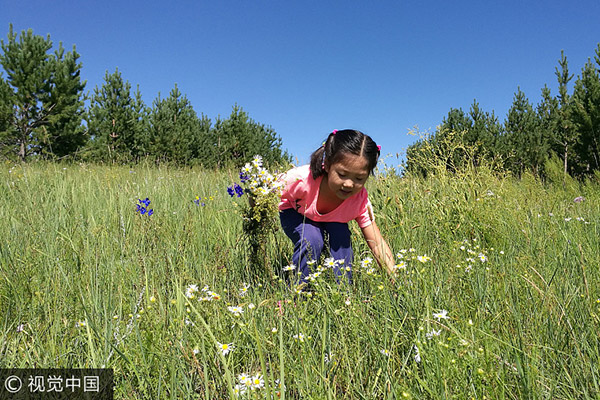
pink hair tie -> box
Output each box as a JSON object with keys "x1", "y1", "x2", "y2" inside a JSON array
[
  {"x1": 377, "y1": 145, "x2": 381, "y2": 151},
  {"x1": 332, "y1": 129, "x2": 338, "y2": 135}
]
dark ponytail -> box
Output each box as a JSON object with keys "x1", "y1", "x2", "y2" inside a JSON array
[{"x1": 309, "y1": 129, "x2": 380, "y2": 179}]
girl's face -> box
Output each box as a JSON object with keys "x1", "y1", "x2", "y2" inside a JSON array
[{"x1": 325, "y1": 153, "x2": 370, "y2": 200}]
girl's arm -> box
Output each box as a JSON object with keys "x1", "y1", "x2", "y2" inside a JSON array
[{"x1": 361, "y1": 220, "x2": 396, "y2": 276}]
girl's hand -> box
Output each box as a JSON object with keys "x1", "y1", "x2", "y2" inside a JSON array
[{"x1": 360, "y1": 220, "x2": 396, "y2": 276}]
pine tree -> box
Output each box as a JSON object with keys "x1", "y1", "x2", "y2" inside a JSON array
[
  {"x1": 211, "y1": 105, "x2": 289, "y2": 168},
  {"x1": 441, "y1": 107, "x2": 471, "y2": 134},
  {"x1": 38, "y1": 42, "x2": 87, "y2": 158},
  {"x1": 537, "y1": 85, "x2": 559, "y2": 153},
  {"x1": 503, "y1": 88, "x2": 545, "y2": 176},
  {"x1": 434, "y1": 108, "x2": 473, "y2": 171},
  {"x1": 570, "y1": 48, "x2": 600, "y2": 174},
  {"x1": 148, "y1": 85, "x2": 208, "y2": 163},
  {"x1": 551, "y1": 50, "x2": 578, "y2": 177},
  {"x1": 192, "y1": 114, "x2": 215, "y2": 164},
  {"x1": 86, "y1": 69, "x2": 148, "y2": 161},
  {"x1": 132, "y1": 85, "x2": 150, "y2": 157},
  {"x1": 0, "y1": 25, "x2": 52, "y2": 161},
  {"x1": 468, "y1": 100, "x2": 501, "y2": 162},
  {"x1": 0, "y1": 75, "x2": 14, "y2": 157},
  {"x1": 0, "y1": 25, "x2": 86, "y2": 161},
  {"x1": 0, "y1": 26, "x2": 52, "y2": 161},
  {"x1": 435, "y1": 102, "x2": 502, "y2": 170}
]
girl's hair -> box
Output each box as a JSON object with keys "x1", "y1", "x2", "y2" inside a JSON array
[{"x1": 309, "y1": 129, "x2": 380, "y2": 179}]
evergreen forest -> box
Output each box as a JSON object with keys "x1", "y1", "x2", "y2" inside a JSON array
[
  {"x1": 0, "y1": 25, "x2": 290, "y2": 167},
  {"x1": 2, "y1": 24, "x2": 600, "y2": 181},
  {"x1": 406, "y1": 46, "x2": 600, "y2": 180}
]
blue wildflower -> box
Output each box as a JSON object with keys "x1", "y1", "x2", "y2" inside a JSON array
[
  {"x1": 136, "y1": 197, "x2": 153, "y2": 216},
  {"x1": 228, "y1": 183, "x2": 244, "y2": 197},
  {"x1": 240, "y1": 172, "x2": 249, "y2": 183},
  {"x1": 139, "y1": 198, "x2": 151, "y2": 207},
  {"x1": 234, "y1": 183, "x2": 244, "y2": 197}
]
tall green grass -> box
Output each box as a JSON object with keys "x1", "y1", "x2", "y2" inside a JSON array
[{"x1": 1, "y1": 159, "x2": 598, "y2": 399}]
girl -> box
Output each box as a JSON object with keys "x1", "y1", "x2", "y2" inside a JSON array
[{"x1": 279, "y1": 129, "x2": 396, "y2": 283}]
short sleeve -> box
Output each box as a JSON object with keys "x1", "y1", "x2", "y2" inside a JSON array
[
  {"x1": 355, "y1": 196, "x2": 374, "y2": 228},
  {"x1": 278, "y1": 166, "x2": 308, "y2": 211}
]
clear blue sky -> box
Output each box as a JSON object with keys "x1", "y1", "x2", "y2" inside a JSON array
[{"x1": 2, "y1": 1, "x2": 600, "y2": 165}]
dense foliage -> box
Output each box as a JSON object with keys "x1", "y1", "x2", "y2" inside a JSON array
[
  {"x1": 406, "y1": 44, "x2": 600, "y2": 180},
  {"x1": 0, "y1": 25, "x2": 290, "y2": 166}
]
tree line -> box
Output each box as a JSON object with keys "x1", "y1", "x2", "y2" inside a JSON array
[
  {"x1": 406, "y1": 44, "x2": 600, "y2": 179},
  {"x1": 0, "y1": 25, "x2": 290, "y2": 167}
]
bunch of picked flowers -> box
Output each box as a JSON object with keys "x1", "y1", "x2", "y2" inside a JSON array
[
  {"x1": 227, "y1": 155, "x2": 284, "y2": 269},
  {"x1": 228, "y1": 155, "x2": 282, "y2": 200}
]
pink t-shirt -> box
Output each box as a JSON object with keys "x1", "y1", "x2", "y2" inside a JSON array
[{"x1": 278, "y1": 165, "x2": 374, "y2": 228}]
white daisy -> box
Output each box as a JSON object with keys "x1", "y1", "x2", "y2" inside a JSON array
[
  {"x1": 238, "y1": 373, "x2": 251, "y2": 389},
  {"x1": 417, "y1": 255, "x2": 431, "y2": 263},
  {"x1": 361, "y1": 257, "x2": 373, "y2": 268},
  {"x1": 228, "y1": 306, "x2": 244, "y2": 317},
  {"x1": 395, "y1": 261, "x2": 406, "y2": 270},
  {"x1": 252, "y1": 155, "x2": 263, "y2": 168},
  {"x1": 282, "y1": 264, "x2": 296, "y2": 272},
  {"x1": 233, "y1": 384, "x2": 246, "y2": 396},
  {"x1": 293, "y1": 333, "x2": 305, "y2": 342},
  {"x1": 185, "y1": 284, "x2": 199, "y2": 299},
  {"x1": 250, "y1": 374, "x2": 264, "y2": 390},
  {"x1": 426, "y1": 329, "x2": 441, "y2": 339},
  {"x1": 216, "y1": 341, "x2": 234, "y2": 356},
  {"x1": 432, "y1": 309, "x2": 449, "y2": 320},
  {"x1": 239, "y1": 283, "x2": 250, "y2": 297},
  {"x1": 414, "y1": 345, "x2": 421, "y2": 363},
  {"x1": 307, "y1": 271, "x2": 321, "y2": 281},
  {"x1": 324, "y1": 257, "x2": 337, "y2": 268}
]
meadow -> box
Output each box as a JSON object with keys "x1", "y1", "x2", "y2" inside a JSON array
[{"x1": 0, "y1": 158, "x2": 599, "y2": 399}]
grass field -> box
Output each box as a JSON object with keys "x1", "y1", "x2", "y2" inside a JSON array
[{"x1": 1, "y1": 159, "x2": 599, "y2": 399}]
